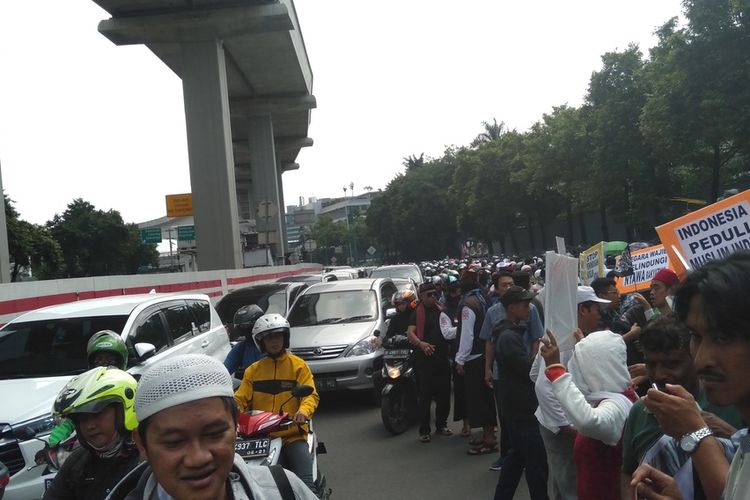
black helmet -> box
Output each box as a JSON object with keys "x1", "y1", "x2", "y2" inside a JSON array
[{"x1": 233, "y1": 304, "x2": 264, "y2": 334}]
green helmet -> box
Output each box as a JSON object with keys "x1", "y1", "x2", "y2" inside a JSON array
[
  {"x1": 87, "y1": 330, "x2": 128, "y2": 370},
  {"x1": 53, "y1": 367, "x2": 138, "y2": 432}
]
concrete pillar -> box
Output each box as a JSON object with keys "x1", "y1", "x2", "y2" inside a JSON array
[
  {"x1": 277, "y1": 163, "x2": 288, "y2": 260},
  {"x1": 180, "y1": 40, "x2": 242, "y2": 270},
  {"x1": 248, "y1": 114, "x2": 284, "y2": 260}
]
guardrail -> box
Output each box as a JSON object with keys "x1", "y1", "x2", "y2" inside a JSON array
[{"x1": 0, "y1": 263, "x2": 322, "y2": 325}]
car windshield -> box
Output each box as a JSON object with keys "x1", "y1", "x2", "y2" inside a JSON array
[
  {"x1": 288, "y1": 290, "x2": 378, "y2": 327},
  {"x1": 370, "y1": 266, "x2": 421, "y2": 282},
  {"x1": 0, "y1": 316, "x2": 128, "y2": 379}
]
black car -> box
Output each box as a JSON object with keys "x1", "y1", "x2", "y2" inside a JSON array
[{"x1": 215, "y1": 282, "x2": 308, "y2": 339}]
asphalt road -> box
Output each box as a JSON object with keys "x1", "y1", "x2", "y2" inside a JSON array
[{"x1": 313, "y1": 390, "x2": 531, "y2": 500}]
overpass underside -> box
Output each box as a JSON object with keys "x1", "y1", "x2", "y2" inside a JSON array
[{"x1": 93, "y1": 0, "x2": 315, "y2": 270}]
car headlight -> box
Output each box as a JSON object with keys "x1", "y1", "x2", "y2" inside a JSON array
[
  {"x1": 16, "y1": 414, "x2": 56, "y2": 438},
  {"x1": 346, "y1": 337, "x2": 378, "y2": 357}
]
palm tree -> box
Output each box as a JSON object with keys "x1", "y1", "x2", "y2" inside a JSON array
[
  {"x1": 471, "y1": 118, "x2": 505, "y2": 147},
  {"x1": 402, "y1": 153, "x2": 425, "y2": 171}
]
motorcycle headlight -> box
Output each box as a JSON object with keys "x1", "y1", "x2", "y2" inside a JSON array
[
  {"x1": 387, "y1": 365, "x2": 402, "y2": 379},
  {"x1": 346, "y1": 337, "x2": 377, "y2": 357}
]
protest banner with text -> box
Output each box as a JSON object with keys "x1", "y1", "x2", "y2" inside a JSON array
[
  {"x1": 578, "y1": 241, "x2": 604, "y2": 285},
  {"x1": 656, "y1": 189, "x2": 750, "y2": 277},
  {"x1": 615, "y1": 244, "x2": 671, "y2": 294}
]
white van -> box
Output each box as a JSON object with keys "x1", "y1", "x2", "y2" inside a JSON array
[{"x1": 0, "y1": 293, "x2": 231, "y2": 500}]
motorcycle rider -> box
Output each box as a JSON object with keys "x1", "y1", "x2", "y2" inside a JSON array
[
  {"x1": 374, "y1": 289, "x2": 418, "y2": 397},
  {"x1": 385, "y1": 290, "x2": 417, "y2": 341},
  {"x1": 43, "y1": 367, "x2": 141, "y2": 499},
  {"x1": 234, "y1": 314, "x2": 321, "y2": 494},
  {"x1": 223, "y1": 304, "x2": 265, "y2": 378},
  {"x1": 45, "y1": 331, "x2": 130, "y2": 452}
]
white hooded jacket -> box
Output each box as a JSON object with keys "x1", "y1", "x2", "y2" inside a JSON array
[{"x1": 550, "y1": 330, "x2": 634, "y2": 446}]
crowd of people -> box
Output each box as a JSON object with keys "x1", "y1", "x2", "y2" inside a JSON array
[
  {"x1": 37, "y1": 251, "x2": 750, "y2": 499},
  {"x1": 380, "y1": 253, "x2": 750, "y2": 500}
]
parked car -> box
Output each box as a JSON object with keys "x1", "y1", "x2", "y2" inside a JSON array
[
  {"x1": 369, "y1": 264, "x2": 424, "y2": 285},
  {"x1": 286, "y1": 278, "x2": 398, "y2": 393},
  {"x1": 215, "y1": 282, "x2": 308, "y2": 339},
  {"x1": 0, "y1": 293, "x2": 230, "y2": 500}
]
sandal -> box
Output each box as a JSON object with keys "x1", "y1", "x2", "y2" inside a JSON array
[
  {"x1": 467, "y1": 443, "x2": 499, "y2": 455},
  {"x1": 419, "y1": 434, "x2": 431, "y2": 443},
  {"x1": 468, "y1": 437, "x2": 484, "y2": 446},
  {"x1": 436, "y1": 427, "x2": 453, "y2": 436},
  {"x1": 460, "y1": 428, "x2": 472, "y2": 438}
]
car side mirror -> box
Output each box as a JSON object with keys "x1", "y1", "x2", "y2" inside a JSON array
[
  {"x1": 386, "y1": 308, "x2": 397, "y2": 319},
  {"x1": 134, "y1": 342, "x2": 156, "y2": 361}
]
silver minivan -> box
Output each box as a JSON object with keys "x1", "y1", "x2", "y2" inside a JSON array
[
  {"x1": 0, "y1": 293, "x2": 230, "y2": 500},
  {"x1": 286, "y1": 278, "x2": 397, "y2": 393}
]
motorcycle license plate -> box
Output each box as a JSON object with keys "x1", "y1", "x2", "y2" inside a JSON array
[
  {"x1": 235, "y1": 438, "x2": 271, "y2": 458},
  {"x1": 384, "y1": 349, "x2": 411, "y2": 359}
]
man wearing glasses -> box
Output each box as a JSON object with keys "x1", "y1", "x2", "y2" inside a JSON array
[
  {"x1": 407, "y1": 282, "x2": 454, "y2": 443},
  {"x1": 591, "y1": 277, "x2": 626, "y2": 332}
]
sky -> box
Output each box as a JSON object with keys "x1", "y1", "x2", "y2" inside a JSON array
[{"x1": 0, "y1": 0, "x2": 684, "y2": 226}]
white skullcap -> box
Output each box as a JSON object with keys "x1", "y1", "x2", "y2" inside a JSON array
[{"x1": 135, "y1": 354, "x2": 233, "y2": 421}]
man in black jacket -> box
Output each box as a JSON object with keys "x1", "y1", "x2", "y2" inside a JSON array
[
  {"x1": 407, "y1": 282, "x2": 453, "y2": 442},
  {"x1": 493, "y1": 286, "x2": 549, "y2": 500}
]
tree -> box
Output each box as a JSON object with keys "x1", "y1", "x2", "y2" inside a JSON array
[
  {"x1": 586, "y1": 46, "x2": 657, "y2": 240},
  {"x1": 4, "y1": 194, "x2": 63, "y2": 281},
  {"x1": 47, "y1": 198, "x2": 158, "y2": 277},
  {"x1": 471, "y1": 118, "x2": 506, "y2": 147},
  {"x1": 640, "y1": 1, "x2": 750, "y2": 202},
  {"x1": 402, "y1": 153, "x2": 425, "y2": 171}
]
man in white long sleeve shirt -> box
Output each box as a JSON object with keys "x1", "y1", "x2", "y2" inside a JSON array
[
  {"x1": 455, "y1": 279, "x2": 497, "y2": 453},
  {"x1": 529, "y1": 286, "x2": 609, "y2": 500}
]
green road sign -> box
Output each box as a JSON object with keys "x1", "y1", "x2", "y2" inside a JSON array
[
  {"x1": 177, "y1": 225, "x2": 195, "y2": 241},
  {"x1": 141, "y1": 228, "x2": 162, "y2": 244}
]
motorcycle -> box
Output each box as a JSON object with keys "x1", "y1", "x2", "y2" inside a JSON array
[
  {"x1": 9, "y1": 423, "x2": 79, "y2": 495},
  {"x1": 235, "y1": 384, "x2": 330, "y2": 499},
  {"x1": 380, "y1": 335, "x2": 418, "y2": 434}
]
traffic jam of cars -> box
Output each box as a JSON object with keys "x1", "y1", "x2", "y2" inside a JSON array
[{"x1": 0, "y1": 265, "x2": 420, "y2": 500}]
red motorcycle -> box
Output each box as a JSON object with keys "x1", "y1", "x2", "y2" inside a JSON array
[{"x1": 234, "y1": 385, "x2": 330, "y2": 498}]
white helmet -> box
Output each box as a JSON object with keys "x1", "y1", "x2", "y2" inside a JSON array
[{"x1": 251, "y1": 313, "x2": 290, "y2": 353}]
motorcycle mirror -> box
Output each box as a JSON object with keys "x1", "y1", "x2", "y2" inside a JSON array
[
  {"x1": 279, "y1": 385, "x2": 315, "y2": 415},
  {"x1": 292, "y1": 385, "x2": 314, "y2": 398},
  {"x1": 11, "y1": 427, "x2": 35, "y2": 442}
]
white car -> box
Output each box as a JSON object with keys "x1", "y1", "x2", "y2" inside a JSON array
[
  {"x1": 286, "y1": 278, "x2": 398, "y2": 392},
  {"x1": 0, "y1": 293, "x2": 231, "y2": 500}
]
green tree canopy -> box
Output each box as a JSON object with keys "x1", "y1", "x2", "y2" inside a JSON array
[
  {"x1": 5, "y1": 194, "x2": 63, "y2": 281},
  {"x1": 47, "y1": 198, "x2": 158, "y2": 277}
]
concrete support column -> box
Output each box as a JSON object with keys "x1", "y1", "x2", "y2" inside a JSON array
[
  {"x1": 248, "y1": 114, "x2": 284, "y2": 260},
  {"x1": 180, "y1": 40, "x2": 242, "y2": 270},
  {"x1": 277, "y1": 163, "x2": 288, "y2": 260}
]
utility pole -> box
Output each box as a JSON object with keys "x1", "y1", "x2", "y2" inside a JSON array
[{"x1": 0, "y1": 160, "x2": 11, "y2": 283}]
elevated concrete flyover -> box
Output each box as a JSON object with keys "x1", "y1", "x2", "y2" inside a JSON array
[{"x1": 93, "y1": 0, "x2": 315, "y2": 270}]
